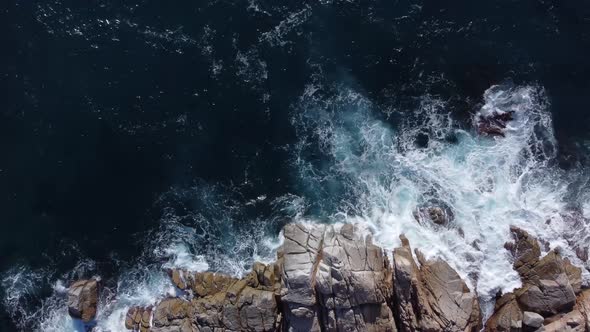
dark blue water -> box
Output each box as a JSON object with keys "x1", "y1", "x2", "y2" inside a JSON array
[{"x1": 2, "y1": 1, "x2": 590, "y2": 330}]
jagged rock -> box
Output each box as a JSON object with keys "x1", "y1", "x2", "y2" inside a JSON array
[
  {"x1": 515, "y1": 250, "x2": 577, "y2": 315},
  {"x1": 541, "y1": 289, "x2": 590, "y2": 332},
  {"x1": 506, "y1": 226, "x2": 541, "y2": 274},
  {"x1": 67, "y1": 279, "x2": 99, "y2": 323},
  {"x1": 130, "y1": 306, "x2": 153, "y2": 332},
  {"x1": 522, "y1": 311, "x2": 543, "y2": 328},
  {"x1": 124, "y1": 306, "x2": 144, "y2": 330},
  {"x1": 315, "y1": 224, "x2": 396, "y2": 331},
  {"x1": 162, "y1": 269, "x2": 279, "y2": 332},
  {"x1": 477, "y1": 110, "x2": 514, "y2": 137},
  {"x1": 564, "y1": 258, "x2": 583, "y2": 295},
  {"x1": 486, "y1": 227, "x2": 586, "y2": 331},
  {"x1": 485, "y1": 294, "x2": 523, "y2": 331},
  {"x1": 280, "y1": 223, "x2": 397, "y2": 332},
  {"x1": 279, "y1": 223, "x2": 325, "y2": 331},
  {"x1": 122, "y1": 223, "x2": 590, "y2": 332},
  {"x1": 151, "y1": 298, "x2": 195, "y2": 332},
  {"x1": 392, "y1": 235, "x2": 481, "y2": 332}
]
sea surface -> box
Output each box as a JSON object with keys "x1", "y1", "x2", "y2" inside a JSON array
[{"x1": 2, "y1": 1, "x2": 590, "y2": 331}]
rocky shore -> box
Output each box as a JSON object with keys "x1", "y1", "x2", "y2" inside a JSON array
[{"x1": 68, "y1": 223, "x2": 590, "y2": 331}]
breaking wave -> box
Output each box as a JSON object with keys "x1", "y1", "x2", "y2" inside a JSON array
[
  {"x1": 290, "y1": 80, "x2": 590, "y2": 317},
  {"x1": 3, "y1": 81, "x2": 590, "y2": 330}
]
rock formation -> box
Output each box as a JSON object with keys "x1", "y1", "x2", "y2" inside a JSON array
[
  {"x1": 485, "y1": 226, "x2": 588, "y2": 331},
  {"x1": 120, "y1": 223, "x2": 482, "y2": 332},
  {"x1": 279, "y1": 223, "x2": 396, "y2": 332},
  {"x1": 66, "y1": 223, "x2": 590, "y2": 331},
  {"x1": 477, "y1": 110, "x2": 515, "y2": 137},
  {"x1": 413, "y1": 205, "x2": 454, "y2": 226},
  {"x1": 67, "y1": 278, "x2": 99, "y2": 323},
  {"x1": 156, "y1": 267, "x2": 281, "y2": 332},
  {"x1": 392, "y1": 235, "x2": 481, "y2": 332}
]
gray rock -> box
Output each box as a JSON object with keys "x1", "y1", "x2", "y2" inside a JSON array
[
  {"x1": 280, "y1": 223, "x2": 325, "y2": 331},
  {"x1": 485, "y1": 294, "x2": 523, "y2": 332},
  {"x1": 522, "y1": 311, "x2": 543, "y2": 328},
  {"x1": 392, "y1": 235, "x2": 482, "y2": 332},
  {"x1": 280, "y1": 223, "x2": 396, "y2": 332},
  {"x1": 513, "y1": 249, "x2": 577, "y2": 316},
  {"x1": 122, "y1": 223, "x2": 590, "y2": 332}
]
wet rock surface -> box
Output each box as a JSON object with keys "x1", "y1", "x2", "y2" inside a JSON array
[
  {"x1": 280, "y1": 223, "x2": 396, "y2": 332},
  {"x1": 477, "y1": 110, "x2": 515, "y2": 137},
  {"x1": 68, "y1": 223, "x2": 590, "y2": 331},
  {"x1": 485, "y1": 226, "x2": 589, "y2": 332},
  {"x1": 393, "y1": 235, "x2": 481, "y2": 332},
  {"x1": 119, "y1": 223, "x2": 483, "y2": 331},
  {"x1": 413, "y1": 205, "x2": 454, "y2": 226},
  {"x1": 67, "y1": 278, "x2": 99, "y2": 323}
]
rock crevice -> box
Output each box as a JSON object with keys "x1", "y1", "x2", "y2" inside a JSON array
[
  {"x1": 65, "y1": 223, "x2": 590, "y2": 331},
  {"x1": 486, "y1": 226, "x2": 588, "y2": 332},
  {"x1": 114, "y1": 223, "x2": 482, "y2": 332}
]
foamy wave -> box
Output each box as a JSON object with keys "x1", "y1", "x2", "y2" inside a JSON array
[
  {"x1": 1, "y1": 181, "x2": 294, "y2": 331},
  {"x1": 4, "y1": 82, "x2": 589, "y2": 330},
  {"x1": 290, "y1": 81, "x2": 589, "y2": 314}
]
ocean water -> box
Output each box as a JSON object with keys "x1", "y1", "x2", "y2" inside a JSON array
[{"x1": 2, "y1": 1, "x2": 590, "y2": 331}]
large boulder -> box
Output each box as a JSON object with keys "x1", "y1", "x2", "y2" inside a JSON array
[
  {"x1": 392, "y1": 235, "x2": 481, "y2": 332},
  {"x1": 280, "y1": 223, "x2": 397, "y2": 332},
  {"x1": 522, "y1": 311, "x2": 543, "y2": 329},
  {"x1": 151, "y1": 298, "x2": 195, "y2": 332},
  {"x1": 515, "y1": 250, "x2": 577, "y2": 315},
  {"x1": 67, "y1": 279, "x2": 99, "y2": 323},
  {"x1": 485, "y1": 293, "x2": 523, "y2": 331},
  {"x1": 541, "y1": 289, "x2": 590, "y2": 332},
  {"x1": 278, "y1": 223, "x2": 326, "y2": 331}
]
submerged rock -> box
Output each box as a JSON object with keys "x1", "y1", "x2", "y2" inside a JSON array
[
  {"x1": 67, "y1": 279, "x2": 99, "y2": 323},
  {"x1": 561, "y1": 209, "x2": 590, "y2": 264},
  {"x1": 413, "y1": 206, "x2": 454, "y2": 226},
  {"x1": 477, "y1": 110, "x2": 514, "y2": 137}
]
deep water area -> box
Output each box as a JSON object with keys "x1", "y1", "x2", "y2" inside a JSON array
[{"x1": 2, "y1": 1, "x2": 590, "y2": 330}]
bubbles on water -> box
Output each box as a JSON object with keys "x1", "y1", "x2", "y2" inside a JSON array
[
  {"x1": 1, "y1": 264, "x2": 85, "y2": 332},
  {"x1": 5, "y1": 79, "x2": 590, "y2": 329},
  {"x1": 259, "y1": 5, "x2": 312, "y2": 48},
  {"x1": 235, "y1": 48, "x2": 269, "y2": 89},
  {"x1": 34, "y1": 2, "x2": 196, "y2": 54},
  {"x1": 1, "y1": 265, "x2": 48, "y2": 329},
  {"x1": 289, "y1": 80, "x2": 590, "y2": 308}
]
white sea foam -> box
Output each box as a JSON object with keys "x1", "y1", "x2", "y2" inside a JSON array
[
  {"x1": 4, "y1": 82, "x2": 589, "y2": 330},
  {"x1": 290, "y1": 81, "x2": 590, "y2": 319},
  {"x1": 0, "y1": 182, "x2": 288, "y2": 331}
]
